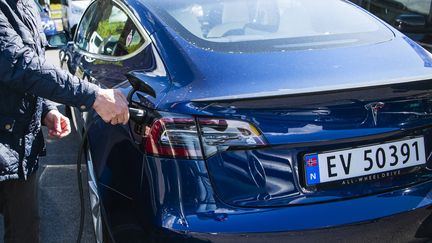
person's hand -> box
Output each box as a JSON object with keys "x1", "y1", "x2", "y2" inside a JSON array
[
  {"x1": 92, "y1": 89, "x2": 129, "y2": 125},
  {"x1": 43, "y1": 110, "x2": 71, "y2": 138}
]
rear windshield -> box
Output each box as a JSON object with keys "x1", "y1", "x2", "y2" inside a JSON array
[{"x1": 146, "y1": 0, "x2": 394, "y2": 52}]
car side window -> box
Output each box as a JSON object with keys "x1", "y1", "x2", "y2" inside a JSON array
[{"x1": 75, "y1": 0, "x2": 146, "y2": 57}]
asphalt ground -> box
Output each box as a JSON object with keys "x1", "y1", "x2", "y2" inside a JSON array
[{"x1": 0, "y1": 50, "x2": 96, "y2": 243}]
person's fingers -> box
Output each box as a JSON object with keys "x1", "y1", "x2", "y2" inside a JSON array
[
  {"x1": 48, "y1": 130, "x2": 55, "y2": 137},
  {"x1": 116, "y1": 104, "x2": 128, "y2": 124},
  {"x1": 115, "y1": 89, "x2": 128, "y2": 104},
  {"x1": 60, "y1": 117, "x2": 70, "y2": 131},
  {"x1": 112, "y1": 118, "x2": 120, "y2": 125},
  {"x1": 47, "y1": 115, "x2": 61, "y2": 137},
  {"x1": 122, "y1": 94, "x2": 130, "y2": 121},
  {"x1": 118, "y1": 112, "x2": 126, "y2": 125},
  {"x1": 58, "y1": 131, "x2": 70, "y2": 138},
  {"x1": 54, "y1": 115, "x2": 62, "y2": 133},
  {"x1": 110, "y1": 113, "x2": 119, "y2": 125},
  {"x1": 48, "y1": 129, "x2": 61, "y2": 138},
  {"x1": 102, "y1": 116, "x2": 111, "y2": 123},
  {"x1": 99, "y1": 111, "x2": 112, "y2": 123},
  {"x1": 59, "y1": 117, "x2": 71, "y2": 138},
  {"x1": 115, "y1": 99, "x2": 126, "y2": 125},
  {"x1": 122, "y1": 107, "x2": 129, "y2": 125}
]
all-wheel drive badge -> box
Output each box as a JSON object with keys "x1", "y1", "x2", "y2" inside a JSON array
[{"x1": 365, "y1": 102, "x2": 385, "y2": 126}]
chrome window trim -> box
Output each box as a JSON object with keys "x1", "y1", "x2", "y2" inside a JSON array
[{"x1": 73, "y1": 0, "x2": 151, "y2": 62}]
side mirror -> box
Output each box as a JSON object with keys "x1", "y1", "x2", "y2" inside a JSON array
[
  {"x1": 47, "y1": 32, "x2": 69, "y2": 48},
  {"x1": 395, "y1": 13, "x2": 426, "y2": 32}
]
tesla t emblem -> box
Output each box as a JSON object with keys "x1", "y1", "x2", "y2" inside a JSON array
[{"x1": 365, "y1": 102, "x2": 385, "y2": 126}]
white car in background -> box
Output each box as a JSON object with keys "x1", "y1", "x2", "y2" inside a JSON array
[{"x1": 61, "y1": 0, "x2": 90, "y2": 37}]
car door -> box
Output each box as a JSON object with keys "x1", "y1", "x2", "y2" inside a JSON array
[{"x1": 65, "y1": 0, "x2": 158, "y2": 202}]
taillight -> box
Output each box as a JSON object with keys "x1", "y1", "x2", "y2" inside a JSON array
[
  {"x1": 144, "y1": 113, "x2": 267, "y2": 159},
  {"x1": 198, "y1": 118, "x2": 266, "y2": 157},
  {"x1": 145, "y1": 116, "x2": 203, "y2": 159}
]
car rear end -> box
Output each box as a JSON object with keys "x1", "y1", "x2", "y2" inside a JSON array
[
  {"x1": 133, "y1": 0, "x2": 432, "y2": 241},
  {"x1": 138, "y1": 81, "x2": 432, "y2": 241}
]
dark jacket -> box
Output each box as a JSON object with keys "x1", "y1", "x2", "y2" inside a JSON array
[{"x1": 0, "y1": 0, "x2": 99, "y2": 181}]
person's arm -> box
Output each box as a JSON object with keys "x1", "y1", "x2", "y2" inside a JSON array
[
  {"x1": 0, "y1": 10, "x2": 129, "y2": 125},
  {"x1": 0, "y1": 11, "x2": 98, "y2": 110}
]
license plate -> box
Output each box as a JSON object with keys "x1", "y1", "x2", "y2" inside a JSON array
[{"x1": 304, "y1": 137, "x2": 426, "y2": 186}]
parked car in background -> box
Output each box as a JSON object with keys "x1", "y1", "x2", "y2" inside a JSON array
[
  {"x1": 60, "y1": 0, "x2": 90, "y2": 38},
  {"x1": 35, "y1": 0, "x2": 57, "y2": 40},
  {"x1": 56, "y1": 0, "x2": 432, "y2": 242},
  {"x1": 353, "y1": 0, "x2": 432, "y2": 51}
]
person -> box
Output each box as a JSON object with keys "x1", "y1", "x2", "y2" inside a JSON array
[{"x1": 0, "y1": 0, "x2": 130, "y2": 241}]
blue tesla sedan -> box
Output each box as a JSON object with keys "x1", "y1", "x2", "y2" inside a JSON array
[{"x1": 58, "y1": 0, "x2": 432, "y2": 242}]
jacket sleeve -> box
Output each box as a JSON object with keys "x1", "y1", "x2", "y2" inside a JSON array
[
  {"x1": 41, "y1": 99, "x2": 58, "y2": 120},
  {"x1": 0, "y1": 11, "x2": 99, "y2": 112}
]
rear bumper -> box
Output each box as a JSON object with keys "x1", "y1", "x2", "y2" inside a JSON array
[
  {"x1": 186, "y1": 205, "x2": 432, "y2": 242},
  {"x1": 178, "y1": 181, "x2": 432, "y2": 233},
  {"x1": 144, "y1": 157, "x2": 432, "y2": 241}
]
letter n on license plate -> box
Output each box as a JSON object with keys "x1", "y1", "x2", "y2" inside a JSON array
[{"x1": 304, "y1": 137, "x2": 426, "y2": 186}]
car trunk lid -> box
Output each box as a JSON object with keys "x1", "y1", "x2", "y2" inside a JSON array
[{"x1": 190, "y1": 79, "x2": 432, "y2": 207}]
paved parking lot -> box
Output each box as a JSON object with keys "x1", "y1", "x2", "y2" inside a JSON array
[{"x1": 0, "y1": 50, "x2": 96, "y2": 243}]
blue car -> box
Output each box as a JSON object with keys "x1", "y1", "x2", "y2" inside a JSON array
[
  {"x1": 34, "y1": 0, "x2": 57, "y2": 38},
  {"x1": 59, "y1": 0, "x2": 432, "y2": 242}
]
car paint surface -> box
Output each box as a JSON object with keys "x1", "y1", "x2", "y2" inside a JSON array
[{"x1": 60, "y1": 0, "x2": 432, "y2": 242}]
